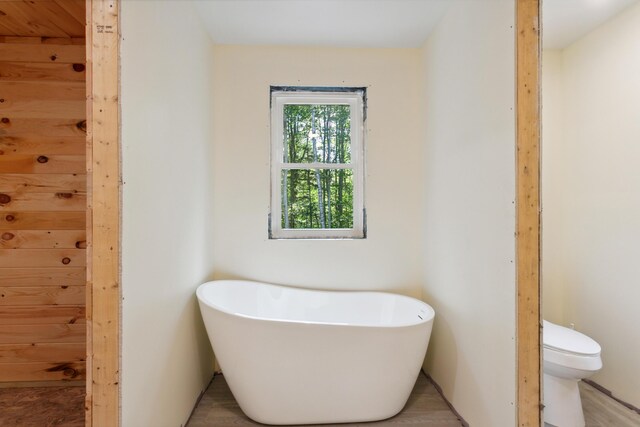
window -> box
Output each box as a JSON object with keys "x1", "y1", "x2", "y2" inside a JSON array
[{"x1": 270, "y1": 87, "x2": 366, "y2": 239}]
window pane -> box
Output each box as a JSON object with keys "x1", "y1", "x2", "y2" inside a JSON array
[
  {"x1": 283, "y1": 105, "x2": 351, "y2": 164},
  {"x1": 281, "y1": 169, "x2": 354, "y2": 229}
]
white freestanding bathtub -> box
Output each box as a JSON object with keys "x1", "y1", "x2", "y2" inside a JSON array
[{"x1": 196, "y1": 280, "x2": 435, "y2": 425}]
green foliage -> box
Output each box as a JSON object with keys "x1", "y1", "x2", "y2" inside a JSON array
[{"x1": 281, "y1": 104, "x2": 354, "y2": 229}]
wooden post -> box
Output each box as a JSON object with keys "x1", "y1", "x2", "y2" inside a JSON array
[
  {"x1": 516, "y1": 0, "x2": 541, "y2": 426},
  {"x1": 86, "y1": 0, "x2": 120, "y2": 426}
]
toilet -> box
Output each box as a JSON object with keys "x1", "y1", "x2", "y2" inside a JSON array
[{"x1": 543, "y1": 320, "x2": 602, "y2": 427}]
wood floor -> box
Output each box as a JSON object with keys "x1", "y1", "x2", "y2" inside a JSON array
[
  {"x1": 187, "y1": 373, "x2": 464, "y2": 426},
  {"x1": 0, "y1": 386, "x2": 84, "y2": 427},
  {"x1": 0, "y1": 378, "x2": 635, "y2": 426},
  {"x1": 581, "y1": 382, "x2": 640, "y2": 427}
]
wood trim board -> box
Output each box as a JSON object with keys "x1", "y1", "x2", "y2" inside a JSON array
[
  {"x1": 516, "y1": 1, "x2": 542, "y2": 426},
  {"x1": 86, "y1": 0, "x2": 120, "y2": 426}
]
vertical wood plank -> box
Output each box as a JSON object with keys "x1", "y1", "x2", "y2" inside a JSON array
[
  {"x1": 85, "y1": 2, "x2": 94, "y2": 424},
  {"x1": 86, "y1": 0, "x2": 120, "y2": 426},
  {"x1": 516, "y1": 1, "x2": 541, "y2": 426}
]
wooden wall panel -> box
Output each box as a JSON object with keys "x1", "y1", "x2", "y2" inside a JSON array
[
  {"x1": 0, "y1": 192, "x2": 86, "y2": 211},
  {"x1": 0, "y1": 249, "x2": 86, "y2": 268},
  {"x1": 0, "y1": 211, "x2": 86, "y2": 229},
  {"x1": 0, "y1": 361, "x2": 85, "y2": 382},
  {"x1": 0, "y1": 36, "x2": 85, "y2": 45},
  {"x1": 0, "y1": 267, "x2": 85, "y2": 286},
  {"x1": 0, "y1": 306, "x2": 85, "y2": 324},
  {"x1": 0, "y1": 43, "x2": 85, "y2": 63},
  {"x1": 0, "y1": 173, "x2": 86, "y2": 193},
  {"x1": 0, "y1": 230, "x2": 86, "y2": 249},
  {"x1": 0, "y1": 80, "x2": 85, "y2": 100},
  {"x1": 0, "y1": 155, "x2": 86, "y2": 173},
  {"x1": 0, "y1": 61, "x2": 86, "y2": 82},
  {"x1": 0, "y1": 37, "x2": 86, "y2": 384},
  {"x1": 0, "y1": 342, "x2": 85, "y2": 363},
  {"x1": 0, "y1": 286, "x2": 85, "y2": 305},
  {"x1": 1, "y1": 101, "x2": 86, "y2": 119},
  {"x1": 0, "y1": 324, "x2": 85, "y2": 344},
  {"x1": 0, "y1": 136, "x2": 86, "y2": 155},
  {"x1": 0, "y1": 118, "x2": 87, "y2": 137}
]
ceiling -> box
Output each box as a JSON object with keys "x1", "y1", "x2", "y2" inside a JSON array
[
  {"x1": 543, "y1": 0, "x2": 638, "y2": 49},
  {"x1": 194, "y1": 0, "x2": 450, "y2": 48},
  {"x1": 196, "y1": 0, "x2": 639, "y2": 50},
  {"x1": 0, "y1": 0, "x2": 85, "y2": 38}
]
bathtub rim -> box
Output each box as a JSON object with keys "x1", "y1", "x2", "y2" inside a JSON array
[{"x1": 196, "y1": 279, "x2": 435, "y2": 329}]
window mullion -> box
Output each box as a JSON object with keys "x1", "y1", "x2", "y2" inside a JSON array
[{"x1": 282, "y1": 163, "x2": 354, "y2": 170}]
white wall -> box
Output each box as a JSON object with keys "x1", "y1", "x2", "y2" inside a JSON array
[
  {"x1": 421, "y1": 2, "x2": 516, "y2": 426},
  {"x1": 120, "y1": 2, "x2": 215, "y2": 426},
  {"x1": 211, "y1": 46, "x2": 425, "y2": 297},
  {"x1": 542, "y1": 3, "x2": 640, "y2": 406}
]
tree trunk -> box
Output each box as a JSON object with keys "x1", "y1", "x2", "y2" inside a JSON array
[{"x1": 311, "y1": 108, "x2": 325, "y2": 228}]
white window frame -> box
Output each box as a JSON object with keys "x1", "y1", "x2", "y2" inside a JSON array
[{"x1": 270, "y1": 88, "x2": 365, "y2": 239}]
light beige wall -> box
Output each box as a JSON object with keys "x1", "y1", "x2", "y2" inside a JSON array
[
  {"x1": 542, "y1": 3, "x2": 640, "y2": 406},
  {"x1": 420, "y1": 2, "x2": 516, "y2": 426},
  {"x1": 120, "y1": 2, "x2": 215, "y2": 426},
  {"x1": 541, "y1": 49, "x2": 567, "y2": 324},
  {"x1": 211, "y1": 45, "x2": 425, "y2": 296}
]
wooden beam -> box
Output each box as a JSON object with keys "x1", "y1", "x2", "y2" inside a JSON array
[
  {"x1": 86, "y1": 0, "x2": 120, "y2": 426},
  {"x1": 516, "y1": 1, "x2": 541, "y2": 426}
]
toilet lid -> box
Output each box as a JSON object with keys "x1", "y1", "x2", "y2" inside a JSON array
[{"x1": 543, "y1": 320, "x2": 601, "y2": 356}]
